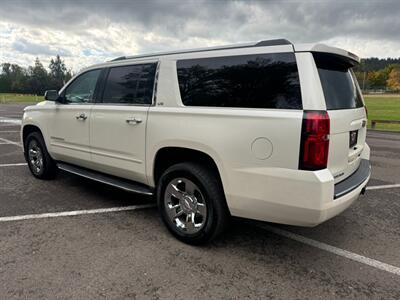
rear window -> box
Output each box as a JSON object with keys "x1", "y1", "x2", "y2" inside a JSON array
[
  {"x1": 177, "y1": 53, "x2": 302, "y2": 109},
  {"x1": 314, "y1": 53, "x2": 364, "y2": 110}
]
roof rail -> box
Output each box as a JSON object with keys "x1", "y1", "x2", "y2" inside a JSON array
[
  {"x1": 110, "y1": 56, "x2": 127, "y2": 62},
  {"x1": 108, "y1": 38, "x2": 292, "y2": 62},
  {"x1": 255, "y1": 39, "x2": 291, "y2": 47}
]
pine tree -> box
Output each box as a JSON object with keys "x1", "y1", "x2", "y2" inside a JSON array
[
  {"x1": 49, "y1": 55, "x2": 67, "y2": 89},
  {"x1": 28, "y1": 58, "x2": 49, "y2": 95}
]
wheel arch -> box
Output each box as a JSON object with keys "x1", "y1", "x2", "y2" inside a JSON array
[
  {"x1": 22, "y1": 124, "x2": 43, "y2": 145},
  {"x1": 21, "y1": 123, "x2": 51, "y2": 158},
  {"x1": 151, "y1": 146, "x2": 227, "y2": 192}
]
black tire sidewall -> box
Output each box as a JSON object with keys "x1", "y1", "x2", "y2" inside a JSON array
[
  {"x1": 25, "y1": 132, "x2": 56, "y2": 179},
  {"x1": 157, "y1": 163, "x2": 225, "y2": 244}
]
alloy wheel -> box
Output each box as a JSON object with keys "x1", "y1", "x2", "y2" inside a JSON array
[
  {"x1": 28, "y1": 139, "x2": 43, "y2": 175},
  {"x1": 164, "y1": 178, "x2": 207, "y2": 234}
]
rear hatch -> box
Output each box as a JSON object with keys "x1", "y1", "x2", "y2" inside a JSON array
[{"x1": 313, "y1": 53, "x2": 367, "y2": 183}]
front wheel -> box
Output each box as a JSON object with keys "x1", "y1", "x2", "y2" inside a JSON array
[
  {"x1": 157, "y1": 162, "x2": 230, "y2": 244},
  {"x1": 24, "y1": 132, "x2": 58, "y2": 179}
]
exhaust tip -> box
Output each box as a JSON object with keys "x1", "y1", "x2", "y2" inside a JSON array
[{"x1": 361, "y1": 187, "x2": 366, "y2": 195}]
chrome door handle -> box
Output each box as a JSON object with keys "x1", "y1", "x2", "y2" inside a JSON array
[
  {"x1": 126, "y1": 117, "x2": 142, "y2": 124},
  {"x1": 75, "y1": 113, "x2": 87, "y2": 120}
]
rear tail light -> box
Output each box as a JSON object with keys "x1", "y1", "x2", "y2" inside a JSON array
[{"x1": 299, "y1": 111, "x2": 330, "y2": 170}]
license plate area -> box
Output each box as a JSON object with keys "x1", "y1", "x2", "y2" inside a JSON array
[{"x1": 349, "y1": 130, "x2": 358, "y2": 148}]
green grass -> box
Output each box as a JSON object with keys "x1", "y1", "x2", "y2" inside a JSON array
[
  {"x1": 364, "y1": 94, "x2": 400, "y2": 132},
  {"x1": 0, "y1": 93, "x2": 43, "y2": 103},
  {"x1": 1, "y1": 92, "x2": 399, "y2": 131}
]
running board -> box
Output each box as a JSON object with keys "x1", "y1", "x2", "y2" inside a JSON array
[{"x1": 57, "y1": 162, "x2": 154, "y2": 196}]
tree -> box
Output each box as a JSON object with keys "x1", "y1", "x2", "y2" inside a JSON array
[
  {"x1": 387, "y1": 65, "x2": 400, "y2": 91},
  {"x1": 1, "y1": 55, "x2": 71, "y2": 94},
  {"x1": 28, "y1": 58, "x2": 49, "y2": 95},
  {"x1": 0, "y1": 63, "x2": 28, "y2": 93},
  {"x1": 355, "y1": 57, "x2": 400, "y2": 72},
  {"x1": 367, "y1": 70, "x2": 386, "y2": 89},
  {"x1": 12, "y1": 64, "x2": 28, "y2": 92},
  {"x1": 49, "y1": 55, "x2": 67, "y2": 90},
  {"x1": 65, "y1": 68, "x2": 73, "y2": 83},
  {"x1": 0, "y1": 63, "x2": 12, "y2": 92}
]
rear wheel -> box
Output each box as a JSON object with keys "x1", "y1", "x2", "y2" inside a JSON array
[
  {"x1": 24, "y1": 132, "x2": 57, "y2": 179},
  {"x1": 157, "y1": 162, "x2": 229, "y2": 244}
]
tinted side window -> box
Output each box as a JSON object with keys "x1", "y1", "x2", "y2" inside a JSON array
[
  {"x1": 64, "y1": 69, "x2": 101, "y2": 104},
  {"x1": 102, "y1": 63, "x2": 157, "y2": 105},
  {"x1": 314, "y1": 53, "x2": 364, "y2": 110},
  {"x1": 177, "y1": 53, "x2": 302, "y2": 109}
]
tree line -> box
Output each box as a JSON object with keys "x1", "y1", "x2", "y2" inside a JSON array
[
  {"x1": 1, "y1": 55, "x2": 400, "y2": 95},
  {"x1": 0, "y1": 56, "x2": 73, "y2": 95},
  {"x1": 354, "y1": 58, "x2": 400, "y2": 91}
]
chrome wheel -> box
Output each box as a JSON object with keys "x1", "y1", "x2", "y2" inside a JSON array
[
  {"x1": 28, "y1": 139, "x2": 43, "y2": 175},
  {"x1": 164, "y1": 178, "x2": 207, "y2": 234}
]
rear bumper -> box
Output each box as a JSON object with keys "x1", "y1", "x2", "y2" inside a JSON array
[
  {"x1": 334, "y1": 159, "x2": 371, "y2": 199},
  {"x1": 225, "y1": 159, "x2": 371, "y2": 227},
  {"x1": 315, "y1": 171, "x2": 370, "y2": 225}
]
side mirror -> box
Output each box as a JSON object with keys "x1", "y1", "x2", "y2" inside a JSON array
[{"x1": 44, "y1": 90, "x2": 60, "y2": 102}]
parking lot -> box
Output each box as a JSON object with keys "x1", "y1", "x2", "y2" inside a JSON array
[{"x1": 0, "y1": 103, "x2": 399, "y2": 299}]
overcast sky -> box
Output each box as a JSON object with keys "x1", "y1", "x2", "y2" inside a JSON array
[{"x1": 1, "y1": 0, "x2": 399, "y2": 71}]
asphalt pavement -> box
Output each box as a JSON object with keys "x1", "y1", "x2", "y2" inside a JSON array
[{"x1": 0, "y1": 103, "x2": 399, "y2": 299}]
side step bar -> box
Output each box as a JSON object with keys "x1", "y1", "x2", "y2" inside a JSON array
[{"x1": 57, "y1": 162, "x2": 154, "y2": 196}]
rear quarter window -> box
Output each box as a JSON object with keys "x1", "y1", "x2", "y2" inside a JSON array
[
  {"x1": 313, "y1": 53, "x2": 364, "y2": 110},
  {"x1": 177, "y1": 52, "x2": 302, "y2": 109}
]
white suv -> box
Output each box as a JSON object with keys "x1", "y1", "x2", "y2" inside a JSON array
[{"x1": 21, "y1": 39, "x2": 371, "y2": 244}]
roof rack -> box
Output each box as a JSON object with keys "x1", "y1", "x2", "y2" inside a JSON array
[
  {"x1": 110, "y1": 56, "x2": 127, "y2": 62},
  {"x1": 109, "y1": 38, "x2": 292, "y2": 62}
]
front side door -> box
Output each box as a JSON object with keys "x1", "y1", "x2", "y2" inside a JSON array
[
  {"x1": 48, "y1": 69, "x2": 101, "y2": 167},
  {"x1": 90, "y1": 63, "x2": 158, "y2": 184}
]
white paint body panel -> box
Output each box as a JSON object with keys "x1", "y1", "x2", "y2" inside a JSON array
[
  {"x1": 294, "y1": 43, "x2": 360, "y2": 63},
  {"x1": 90, "y1": 105, "x2": 149, "y2": 183},
  {"x1": 48, "y1": 104, "x2": 92, "y2": 165},
  {"x1": 21, "y1": 41, "x2": 370, "y2": 227}
]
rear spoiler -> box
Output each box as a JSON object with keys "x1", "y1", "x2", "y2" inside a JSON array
[{"x1": 294, "y1": 43, "x2": 360, "y2": 65}]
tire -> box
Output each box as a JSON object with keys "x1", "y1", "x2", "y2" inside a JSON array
[
  {"x1": 24, "y1": 131, "x2": 58, "y2": 179},
  {"x1": 157, "y1": 162, "x2": 230, "y2": 244}
]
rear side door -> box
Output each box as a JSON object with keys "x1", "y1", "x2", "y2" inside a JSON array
[
  {"x1": 90, "y1": 62, "x2": 158, "y2": 184},
  {"x1": 48, "y1": 69, "x2": 101, "y2": 167},
  {"x1": 313, "y1": 53, "x2": 367, "y2": 183}
]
